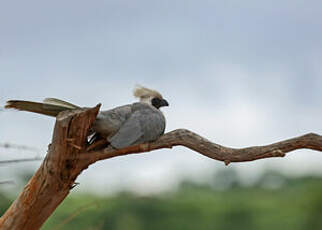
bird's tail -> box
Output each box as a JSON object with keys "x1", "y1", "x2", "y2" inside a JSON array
[{"x1": 5, "y1": 98, "x2": 81, "y2": 117}]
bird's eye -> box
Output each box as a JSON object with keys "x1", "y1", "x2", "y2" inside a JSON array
[{"x1": 151, "y1": 98, "x2": 162, "y2": 108}]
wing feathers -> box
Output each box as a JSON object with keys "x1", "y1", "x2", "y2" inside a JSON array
[{"x1": 107, "y1": 103, "x2": 166, "y2": 149}]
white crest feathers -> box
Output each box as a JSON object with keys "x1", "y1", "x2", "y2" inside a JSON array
[{"x1": 133, "y1": 85, "x2": 163, "y2": 99}]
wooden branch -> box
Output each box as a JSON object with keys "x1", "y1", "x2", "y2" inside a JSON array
[
  {"x1": 85, "y1": 129, "x2": 322, "y2": 166},
  {"x1": 1, "y1": 104, "x2": 322, "y2": 230}
]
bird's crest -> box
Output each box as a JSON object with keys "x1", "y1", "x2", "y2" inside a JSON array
[{"x1": 133, "y1": 85, "x2": 163, "y2": 99}]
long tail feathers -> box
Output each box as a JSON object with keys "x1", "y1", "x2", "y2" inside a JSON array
[
  {"x1": 43, "y1": 98, "x2": 80, "y2": 109},
  {"x1": 5, "y1": 98, "x2": 80, "y2": 117}
]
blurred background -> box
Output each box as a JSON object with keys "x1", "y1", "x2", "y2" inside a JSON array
[{"x1": 1, "y1": 0, "x2": 322, "y2": 229}]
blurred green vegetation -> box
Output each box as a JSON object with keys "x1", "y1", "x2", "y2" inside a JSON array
[{"x1": 1, "y1": 171, "x2": 322, "y2": 230}]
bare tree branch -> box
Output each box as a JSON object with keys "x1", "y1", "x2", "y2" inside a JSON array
[
  {"x1": 0, "y1": 104, "x2": 321, "y2": 229},
  {"x1": 84, "y1": 130, "x2": 322, "y2": 166}
]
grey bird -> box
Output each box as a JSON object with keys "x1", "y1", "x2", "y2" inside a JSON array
[{"x1": 5, "y1": 86, "x2": 169, "y2": 149}]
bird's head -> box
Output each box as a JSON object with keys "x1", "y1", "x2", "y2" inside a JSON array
[{"x1": 133, "y1": 85, "x2": 169, "y2": 109}]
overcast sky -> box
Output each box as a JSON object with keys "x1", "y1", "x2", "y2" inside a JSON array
[{"x1": 1, "y1": 0, "x2": 322, "y2": 194}]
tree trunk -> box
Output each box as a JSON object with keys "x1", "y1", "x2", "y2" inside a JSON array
[{"x1": 0, "y1": 105, "x2": 100, "y2": 230}]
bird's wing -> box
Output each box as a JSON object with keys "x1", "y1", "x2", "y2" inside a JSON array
[
  {"x1": 93, "y1": 105, "x2": 132, "y2": 138},
  {"x1": 107, "y1": 110, "x2": 144, "y2": 149},
  {"x1": 108, "y1": 104, "x2": 165, "y2": 149}
]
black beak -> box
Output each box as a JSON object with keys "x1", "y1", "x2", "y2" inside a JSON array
[
  {"x1": 161, "y1": 99, "x2": 169, "y2": 107},
  {"x1": 152, "y1": 97, "x2": 169, "y2": 109}
]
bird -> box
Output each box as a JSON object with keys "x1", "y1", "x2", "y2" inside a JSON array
[{"x1": 5, "y1": 86, "x2": 169, "y2": 149}]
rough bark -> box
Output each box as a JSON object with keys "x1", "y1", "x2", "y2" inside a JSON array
[
  {"x1": 85, "y1": 130, "x2": 322, "y2": 166},
  {"x1": 1, "y1": 105, "x2": 322, "y2": 229},
  {"x1": 0, "y1": 105, "x2": 100, "y2": 230}
]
